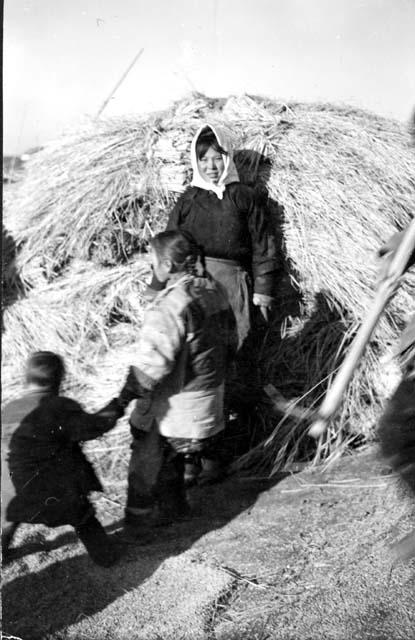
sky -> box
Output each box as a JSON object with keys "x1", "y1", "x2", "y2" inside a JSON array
[{"x1": 4, "y1": 0, "x2": 415, "y2": 155}]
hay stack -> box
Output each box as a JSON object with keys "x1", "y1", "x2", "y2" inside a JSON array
[{"x1": 3, "y1": 93, "x2": 415, "y2": 473}]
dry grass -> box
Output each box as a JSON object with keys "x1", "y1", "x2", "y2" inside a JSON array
[
  {"x1": 2, "y1": 93, "x2": 415, "y2": 476},
  {"x1": 2, "y1": 258, "x2": 149, "y2": 405}
]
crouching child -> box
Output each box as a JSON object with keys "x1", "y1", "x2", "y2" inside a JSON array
[
  {"x1": 1, "y1": 351, "x2": 124, "y2": 566},
  {"x1": 118, "y1": 230, "x2": 237, "y2": 533}
]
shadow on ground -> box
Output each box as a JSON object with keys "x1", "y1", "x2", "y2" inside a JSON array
[{"x1": 2, "y1": 474, "x2": 286, "y2": 639}]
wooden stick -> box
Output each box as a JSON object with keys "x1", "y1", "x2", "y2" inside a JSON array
[
  {"x1": 308, "y1": 219, "x2": 415, "y2": 439},
  {"x1": 96, "y1": 48, "x2": 144, "y2": 119}
]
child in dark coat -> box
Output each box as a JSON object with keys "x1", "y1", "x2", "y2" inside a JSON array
[{"x1": 1, "y1": 351, "x2": 123, "y2": 566}]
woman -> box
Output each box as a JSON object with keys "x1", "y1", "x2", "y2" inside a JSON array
[
  {"x1": 164, "y1": 123, "x2": 278, "y2": 348},
  {"x1": 118, "y1": 230, "x2": 236, "y2": 533}
]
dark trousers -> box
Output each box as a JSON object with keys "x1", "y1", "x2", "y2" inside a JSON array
[
  {"x1": 126, "y1": 424, "x2": 162, "y2": 515},
  {"x1": 126, "y1": 425, "x2": 194, "y2": 523}
]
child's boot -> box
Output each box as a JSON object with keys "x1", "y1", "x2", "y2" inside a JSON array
[
  {"x1": 76, "y1": 514, "x2": 120, "y2": 567},
  {"x1": 122, "y1": 506, "x2": 155, "y2": 543},
  {"x1": 198, "y1": 457, "x2": 226, "y2": 486}
]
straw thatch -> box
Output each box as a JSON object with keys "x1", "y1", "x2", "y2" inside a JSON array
[{"x1": 3, "y1": 93, "x2": 415, "y2": 475}]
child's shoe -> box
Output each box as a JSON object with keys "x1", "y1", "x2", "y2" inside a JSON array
[
  {"x1": 76, "y1": 514, "x2": 121, "y2": 567},
  {"x1": 121, "y1": 506, "x2": 155, "y2": 543},
  {"x1": 152, "y1": 500, "x2": 192, "y2": 527},
  {"x1": 197, "y1": 458, "x2": 226, "y2": 486}
]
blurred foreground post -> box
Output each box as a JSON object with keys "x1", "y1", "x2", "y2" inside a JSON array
[{"x1": 308, "y1": 219, "x2": 415, "y2": 440}]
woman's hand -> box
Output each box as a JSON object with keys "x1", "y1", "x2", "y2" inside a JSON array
[
  {"x1": 253, "y1": 293, "x2": 273, "y2": 323},
  {"x1": 259, "y1": 305, "x2": 270, "y2": 322}
]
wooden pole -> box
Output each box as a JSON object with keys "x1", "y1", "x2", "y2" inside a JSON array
[
  {"x1": 308, "y1": 218, "x2": 415, "y2": 439},
  {"x1": 95, "y1": 48, "x2": 144, "y2": 119}
]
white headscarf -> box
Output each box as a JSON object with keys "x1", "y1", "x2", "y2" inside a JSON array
[{"x1": 190, "y1": 123, "x2": 240, "y2": 200}]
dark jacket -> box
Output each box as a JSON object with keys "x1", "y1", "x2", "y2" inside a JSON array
[
  {"x1": 166, "y1": 183, "x2": 278, "y2": 297},
  {"x1": 2, "y1": 391, "x2": 121, "y2": 527}
]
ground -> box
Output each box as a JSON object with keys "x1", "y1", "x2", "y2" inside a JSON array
[{"x1": 2, "y1": 446, "x2": 415, "y2": 640}]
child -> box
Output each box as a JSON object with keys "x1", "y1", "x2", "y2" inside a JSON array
[
  {"x1": 1, "y1": 351, "x2": 123, "y2": 566},
  {"x1": 118, "y1": 230, "x2": 237, "y2": 532}
]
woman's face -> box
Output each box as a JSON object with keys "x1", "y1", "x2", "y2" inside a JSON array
[{"x1": 197, "y1": 146, "x2": 225, "y2": 185}]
